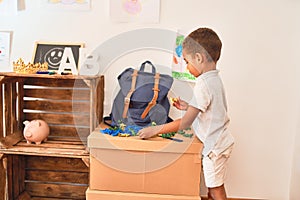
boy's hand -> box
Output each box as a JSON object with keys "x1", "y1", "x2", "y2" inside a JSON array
[
  {"x1": 138, "y1": 125, "x2": 162, "y2": 139},
  {"x1": 171, "y1": 97, "x2": 188, "y2": 111}
]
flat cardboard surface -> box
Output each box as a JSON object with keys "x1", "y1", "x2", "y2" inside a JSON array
[
  {"x1": 86, "y1": 188, "x2": 201, "y2": 200},
  {"x1": 89, "y1": 125, "x2": 203, "y2": 196},
  {"x1": 88, "y1": 126, "x2": 202, "y2": 154}
]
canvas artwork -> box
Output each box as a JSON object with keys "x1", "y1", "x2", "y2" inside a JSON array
[
  {"x1": 0, "y1": 32, "x2": 11, "y2": 70},
  {"x1": 110, "y1": 0, "x2": 160, "y2": 23},
  {"x1": 172, "y1": 33, "x2": 196, "y2": 82},
  {"x1": 42, "y1": 0, "x2": 91, "y2": 11}
]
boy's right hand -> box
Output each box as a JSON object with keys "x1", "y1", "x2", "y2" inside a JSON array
[{"x1": 170, "y1": 97, "x2": 188, "y2": 111}]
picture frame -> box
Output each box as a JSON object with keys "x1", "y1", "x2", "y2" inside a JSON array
[
  {"x1": 110, "y1": 0, "x2": 160, "y2": 23},
  {"x1": 41, "y1": 0, "x2": 91, "y2": 11},
  {"x1": 32, "y1": 41, "x2": 84, "y2": 71},
  {"x1": 171, "y1": 33, "x2": 196, "y2": 82}
]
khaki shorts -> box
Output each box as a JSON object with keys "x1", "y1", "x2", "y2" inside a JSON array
[{"x1": 202, "y1": 145, "x2": 234, "y2": 188}]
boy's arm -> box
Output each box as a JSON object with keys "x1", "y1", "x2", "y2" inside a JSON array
[{"x1": 138, "y1": 106, "x2": 200, "y2": 139}]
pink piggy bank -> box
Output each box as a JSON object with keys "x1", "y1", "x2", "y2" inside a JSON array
[{"x1": 23, "y1": 120, "x2": 50, "y2": 145}]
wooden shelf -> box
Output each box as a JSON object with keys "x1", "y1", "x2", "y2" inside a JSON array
[
  {"x1": 0, "y1": 73, "x2": 104, "y2": 200},
  {"x1": 0, "y1": 139, "x2": 89, "y2": 159},
  {"x1": 0, "y1": 72, "x2": 99, "y2": 80}
]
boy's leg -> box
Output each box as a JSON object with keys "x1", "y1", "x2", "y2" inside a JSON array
[
  {"x1": 208, "y1": 184, "x2": 227, "y2": 200},
  {"x1": 203, "y1": 145, "x2": 233, "y2": 200},
  {"x1": 207, "y1": 190, "x2": 213, "y2": 200}
]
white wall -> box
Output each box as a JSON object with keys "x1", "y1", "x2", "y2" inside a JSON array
[{"x1": 1, "y1": 0, "x2": 299, "y2": 199}]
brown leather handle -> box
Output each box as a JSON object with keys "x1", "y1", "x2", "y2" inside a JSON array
[
  {"x1": 122, "y1": 69, "x2": 138, "y2": 118},
  {"x1": 141, "y1": 73, "x2": 160, "y2": 119}
]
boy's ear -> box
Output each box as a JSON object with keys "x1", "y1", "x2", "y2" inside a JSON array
[{"x1": 195, "y1": 53, "x2": 204, "y2": 63}]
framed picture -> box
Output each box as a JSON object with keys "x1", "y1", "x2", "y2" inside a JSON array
[
  {"x1": 171, "y1": 33, "x2": 196, "y2": 82},
  {"x1": 0, "y1": 31, "x2": 12, "y2": 69},
  {"x1": 41, "y1": 0, "x2": 91, "y2": 11},
  {"x1": 32, "y1": 42, "x2": 84, "y2": 71},
  {"x1": 110, "y1": 0, "x2": 160, "y2": 23}
]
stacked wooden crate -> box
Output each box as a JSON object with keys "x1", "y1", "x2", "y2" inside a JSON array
[{"x1": 0, "y1": 73, "x2": 104, "y2": 200}]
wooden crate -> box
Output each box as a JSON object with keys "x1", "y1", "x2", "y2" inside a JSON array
[{"x1": 0, "y1": 72, "x2": 104, "y2": 200}]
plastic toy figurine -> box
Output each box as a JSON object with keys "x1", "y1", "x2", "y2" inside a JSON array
[{"x1": 23, "y1": 119, "x2": 50, "y2": 145}]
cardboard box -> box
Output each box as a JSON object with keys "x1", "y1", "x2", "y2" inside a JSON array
[
  {"x1": 86, "y1": 188, "x2": 201, "y2": 200},
  {"x1": 88, "y1": 126, "x2": 203, "y2": 196}
]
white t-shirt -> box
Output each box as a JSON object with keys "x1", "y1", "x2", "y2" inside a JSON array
[{"x1": 189, "y1": 70, "x2": 234, "y2": 156}]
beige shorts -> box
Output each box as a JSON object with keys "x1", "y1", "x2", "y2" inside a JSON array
[{"x1": 202, "y1": 145, "x2": 233, "y2": 188}]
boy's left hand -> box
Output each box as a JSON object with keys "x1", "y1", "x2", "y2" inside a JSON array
[{"x1": 138, "y1": 125, "x2": 162, "y2": 139}]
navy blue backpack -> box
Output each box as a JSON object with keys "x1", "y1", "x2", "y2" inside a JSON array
[{"x1": 106, "y1": 61, "x2": 174, "y2": 127}]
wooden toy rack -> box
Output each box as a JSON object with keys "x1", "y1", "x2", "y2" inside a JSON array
[{"x1": 0, "y1": 72, "x2": 104, "y2": 200}]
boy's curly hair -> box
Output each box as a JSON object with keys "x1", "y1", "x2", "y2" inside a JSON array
[{"x1": 182, "y1": 28, "x2": 222, "y2": 63}]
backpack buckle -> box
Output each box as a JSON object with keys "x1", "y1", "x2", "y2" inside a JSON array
[{"x1": 124, "y1": 97, "x2": 130, "y2": 104}]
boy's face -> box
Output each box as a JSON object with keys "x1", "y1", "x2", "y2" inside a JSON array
[{"x1": 182, "y1": 49, "x2": 202, "y2": 77}]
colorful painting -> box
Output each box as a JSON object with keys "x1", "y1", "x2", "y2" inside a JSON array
[
  {"x1": 172, "y1": 33, "x2": 196, "y2": 82},
  {"x1": 48, "y1": 0, "x2": 88, "y2": 4},
  {"x1": 42, "y1": 0, "x2": 91, "y2": 11},
  {"x1": 123, "y1": 0, "x2": 142, "y2": 15},
  {"x1": 110, "y1": 0, "x2": 160, "y2": 23}
]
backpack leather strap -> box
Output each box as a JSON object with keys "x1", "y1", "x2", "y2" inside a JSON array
[
  {"x1": 122, "y1": 69, "x2": 138, "y2": 118},
  {"x1": 141, "y1": 73, "x2": 160, "y2": 119}
]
